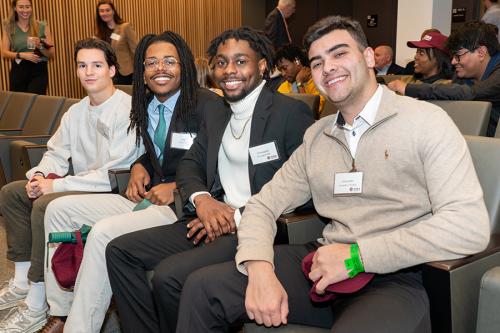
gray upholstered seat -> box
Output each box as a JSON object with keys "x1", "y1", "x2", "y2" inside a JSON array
[
  {"x1": 283, "y1": 93, "x2": 320, "y2": 120},
  {"x1": 0, "y1": 91, "x2": 13, "y2": 119},
  {"x1": 427, "y1": 100, "x2": 491, "y2": 136},
  {"x1": 0, "y1": 92, "x2": 36, "y2": 130}
]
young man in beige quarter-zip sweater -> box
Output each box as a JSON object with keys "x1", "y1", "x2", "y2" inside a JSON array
[{"x1": 175, "y1": 16, "x2": 490, "y2": 333}]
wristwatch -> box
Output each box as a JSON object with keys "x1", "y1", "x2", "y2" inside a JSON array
[
  {"x1": 296, "y1": 82, "x2": 304, "y2": 88},
  {"x1": 16, "y1": 52, "x2": 21, "y2": 59}
]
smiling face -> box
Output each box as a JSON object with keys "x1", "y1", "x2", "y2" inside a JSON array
[
  {"x1": 143, "y1": 41, "x2": 181, "y2": 102},
  {"x1": 98, "y1": 3, "x2": 115, "y2": 24},
  {"x1": 76, "y1": 48, "x2": 115, "y2": 96},
  {"x1": 212, "y1": 38, "x2": 266, "y2": 102},
  {"x1": 451, "y1": 47, "x2": 485, "y2": 80},
  {"x1": 308, "y1": 29, "x2": 376, "y2": 110},
  {"x1": 14, "y1": 0, "x2": 32, "y2": 21},
  {"x1": 414, "y1": 48, "x2": 438, "y2": 78}
]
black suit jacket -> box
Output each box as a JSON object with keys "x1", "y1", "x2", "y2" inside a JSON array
[
  {"x1": 133, "y1": 88, "x2": 223, "y2": 188},
  {"x1": 387, "y1": 62, "x2": 406, "y2": 75},
  {"x1": 176, "y1": 87, "x2": 314, "y2": 212},
  {"x1": 264, "y1": 8, "x2": 290, "y2": 50}
]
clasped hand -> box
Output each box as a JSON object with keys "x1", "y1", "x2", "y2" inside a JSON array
[
  {"x1": 25, "y1": 176, "x2": 53, "y2": 198},
  {"x1": 308, "y1": 243, "x2": 351, "y2": 294},
  {"x1": 187, "y1": 194, "x2": 235, "y2": 244}
]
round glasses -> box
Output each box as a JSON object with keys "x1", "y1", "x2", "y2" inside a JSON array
[{"x1": 143, "y1": 57, "x2": 181, "y2": 71}]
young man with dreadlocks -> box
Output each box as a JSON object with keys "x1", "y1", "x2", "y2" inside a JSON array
[
  {"x1": 105, "y1": 26, "x2": 314, "y2": 333},
  {"x1": 39, "y1": 31, "x2": 222, "y2": 333}
]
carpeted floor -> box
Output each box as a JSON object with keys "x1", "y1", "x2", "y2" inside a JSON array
[{"x1": 0, "y1": 217, "x2": 121, "y2": 332}]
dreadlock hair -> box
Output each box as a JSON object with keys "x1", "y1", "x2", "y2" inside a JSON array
[
  {"x1": 129, "y1": 31, "x2": 199, "y2": 145},
  {"x1": 207, "y1": 26, "x2": 275, "y2": 80}
]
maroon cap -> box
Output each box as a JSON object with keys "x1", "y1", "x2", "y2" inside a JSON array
[
  {"x1": 407, "y1": 32, "x2": 449, "y2": 54},
  {"x1": 301, "y1": 251, "x2": 375, "y2": 303}
]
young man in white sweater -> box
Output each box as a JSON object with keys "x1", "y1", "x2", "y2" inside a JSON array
[
  {"x1": 0, "y1": 38, "x2": 141, "y2": 333},
  {"x1": 175, "y1": 16, "x2": 490, "y2": 333}
]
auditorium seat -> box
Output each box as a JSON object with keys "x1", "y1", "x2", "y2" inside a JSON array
[
  {"x1": 7, "y1": 98, "x2": 80, "y2": 182},
  {"x1": 0, "y1": 91, "x2": 12, "y2": 119},
  {"x1": 0, "y1": 92, "x2": 36, "y2": 131},
  {"x1": 427, "y1": 100, "x2": 491, "y2": 136},
  {"x1": 245, "y1": 135, "x2": 500, "y2": 333},
  {"x1": 319, "y1": 100, "x2": 336, "y2": 118},
  {"x1": 284, "y1": 93, "x2": 320, "y2": 119},
  {"x1": 115, "y1": 84, "x2": 133, "y2": 95}
]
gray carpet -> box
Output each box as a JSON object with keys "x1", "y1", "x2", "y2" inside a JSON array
[{"x1": 0, "y1": 217, "x2": 121, "y2": 332}]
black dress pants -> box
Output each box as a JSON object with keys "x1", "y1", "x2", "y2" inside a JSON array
[
  {"x1": 176, "y1": 244, "x2": 431, "y2": 333},
  {"x1": 10, "y1": 60, "x2": 48, "y2": 95},
  {"x1": 105, "y1": 218, "x2": 238, "y2": 333}
]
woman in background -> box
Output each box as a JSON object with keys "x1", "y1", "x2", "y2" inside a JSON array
[
  {"x1": 195, "y1": 57, "x2": 223, "y2": 96},
  {"x1": 1, "y1": 0, "x2": 55, "y2": 94},
  {"x1": 95, "y1": 0, "x2": 137, "y2": 85}
]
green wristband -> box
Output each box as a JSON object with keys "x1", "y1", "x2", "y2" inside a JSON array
[{"x1": 344, "y1": 243, "x2": 365, "y2": 278}]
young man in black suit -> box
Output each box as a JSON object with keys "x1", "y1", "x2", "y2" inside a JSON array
[
  {"x1": 39, "y1": 31, "x2": 222, "y2": 333},
  {"x1": 105, "y1": 27, "x2": 314, "y2": 333}
]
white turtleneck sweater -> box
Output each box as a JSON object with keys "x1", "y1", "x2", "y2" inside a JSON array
[
  {"x1": 218, "y1": 80, "x2": 266, "y2": 209},
  {"x1": 190, "y1": 81, "x2": 266, "y2": 225}
]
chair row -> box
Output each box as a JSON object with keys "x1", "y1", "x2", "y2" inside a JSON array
[{"x1": 0, "y1": 91, "x2": 79, "y2": 188}]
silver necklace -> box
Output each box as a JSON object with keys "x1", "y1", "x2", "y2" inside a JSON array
[{"x1": 229, "y1": 116, "x2": 252, "y2": 140}]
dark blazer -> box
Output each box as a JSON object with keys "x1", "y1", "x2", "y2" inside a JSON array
[
  {"x1": 133, "y1": 88, "x2": 223, "y2": 188},
  {"x1": 387, "y1": 62, "x2": 406, "y2": 75},
  {"x1": 264, "y1": 8, "x2": 290, "y2": 50},
  {"x1": 176, "y1": 87, "x2": 314, "y2": 211}
]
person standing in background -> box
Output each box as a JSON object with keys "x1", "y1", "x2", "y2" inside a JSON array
[
  {"x1": 482, "y1": 0, "x2": 500, "y2": 43},
  {"x1": 95, "y1": 0, "x2": 137, "y2": 85},
  {"x1": 264, "y1": 0, "x2": 296, "y2": 50},
  {"x1": 1, "y1": 0, "x2": 55, "y2": 95}
]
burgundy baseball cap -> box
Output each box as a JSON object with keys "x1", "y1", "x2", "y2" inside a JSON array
[
  {"x1": 301, "y1": 251, "x2": 375, "y2": 303},
  {"x1": 407, "y1": 32, "x2": 449, "y2": 54}
]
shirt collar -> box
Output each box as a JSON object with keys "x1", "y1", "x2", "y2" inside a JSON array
[
  {"x1": 334, "y1": 85, "x2": 383, "y2": 128},
  {"x1": 150, "y1": 90, "x2": 181, "y2": 113}
]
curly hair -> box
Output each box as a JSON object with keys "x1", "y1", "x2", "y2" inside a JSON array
[
  {"x1": 207, "y1": 26, "x2": 275, "y2": 79},
  {"x1": 275, "y1": 44, "x2": 309, "y2": 67},
  {"x1": 129, "y1": 31, "x2": 199, "y2": 145}
]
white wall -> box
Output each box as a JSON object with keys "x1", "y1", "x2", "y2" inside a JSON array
[{"x1": 395, "y1": 0, "x2": 452, "y2": 66}]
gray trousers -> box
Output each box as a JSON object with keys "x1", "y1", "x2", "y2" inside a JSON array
[
  {"x1": 176, "y1": 244, "x2": 431, "y2": 333},
  {"x1": 0, "y1": 180, "x2": 85, "y2": 282}
]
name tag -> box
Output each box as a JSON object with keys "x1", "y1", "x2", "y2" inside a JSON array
[
  {"x1": 96, "y1": 119, "x2": 110, "y2": 140},
  {"x1": 171, "y1": 132, "x2": 196, "y2": 150},
  {"x1": 110, "y1": 33, "x2": 121, "y2": 41},
  {"x1": 333, "y1": 172, "x2": 363, "y2": 195},
  {"x1": 249, "y1": 142, "x2": 280, "y2": 165}
]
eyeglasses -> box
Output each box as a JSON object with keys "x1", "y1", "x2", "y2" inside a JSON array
[
  {"x1": 143, "y1": 57, "x2": 181, "y2": 71},
  {"x1": 452, "y1": 50, "x2": 471, "y2": 63}
]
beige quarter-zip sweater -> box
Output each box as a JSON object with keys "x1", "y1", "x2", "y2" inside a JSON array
[{"x1": 236, "y1": 86, "x2": 489, "y2": 274}]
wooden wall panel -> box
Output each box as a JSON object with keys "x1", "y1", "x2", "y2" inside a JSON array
[{"x1": 0, "y1": 0, "x2": 241, "y2": 98}]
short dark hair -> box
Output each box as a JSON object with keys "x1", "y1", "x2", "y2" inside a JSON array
[
  {"x1": 275, "y1": 44, "x2": 309, "y2": 67},
  {"x1": 74, "y1": 38, "x2": 119, "y2": 70},
  {"x1": 303, "y1": 16, "x2": 368, "y2": 52},
  {"x1": 446, "y1": 21, "x2": 499, "y2": 56},
  {"x1": 207, "y1": 26, "x2": 274, "y2": 79},
  {"x1": 129, "y1": 31, "x2": 199, "y2": 145}
]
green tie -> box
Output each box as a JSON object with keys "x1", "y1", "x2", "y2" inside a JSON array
[{"x1": 154, "y1": 104, "x2": 167, "y2": 164}]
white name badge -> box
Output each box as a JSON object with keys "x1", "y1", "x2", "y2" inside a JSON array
[
  {"x1": 333, "y1": 172, "x2": 363, "y2": 195},
  {"x1": 249, "y1": 142, "x2": 280, "y2": 165},
  {"x1": 110, "y1": 33, "x2": 121, "y2": 41},
  {"x1": 171, "y1": 132, "x2": 196, "y2": 150}
]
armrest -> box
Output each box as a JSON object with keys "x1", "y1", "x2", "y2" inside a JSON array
[
  {"x1": 0, "y1": 128, "x2": 22, "y2": 135},
  {"x1": 276, "y1": 210, "x2": 326, "y2": 245},
  {"x1": 173, "y1": 189, "x2": 184, "y2": 218},
  {"x1": 0, "y1": 135, "x2": 52, "y2": 183},
  {"x1": 108, "y1": 168, "x2": 131, "y2": 195},
  {"x1": 423, "y1": 234, "x2": 500, "y2": 333}
]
